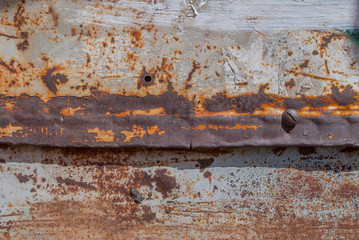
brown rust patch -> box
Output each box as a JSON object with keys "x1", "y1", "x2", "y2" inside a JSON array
[
  {"x1": 16, "y1": 39, "x2": 29, "y2": 51},
  {"x1": 195, "y1": 158, "x2": 214, "y2": 172},
  {"x1": 41, "y1": 67, "x2": 69, "y2": 94},
  {"x1": 13, "y1": 6, "x2": 25, "y2": 29},
  {"x1": 285, "y1": 79, "x2": 295, "y2": 89},
  {"x1": 124, "y1": 27, "x2": 144, "y2": 48},
  {"x1": 320, "y1": 32, "x2": 342, "y2": 51},
  {"x1": 331, "y1": 85, "x2": 358, "y2": 106},
  {"x1": 204, "y1": 84, "x2": 274, "y2": 114},
  {"x1": 153, "y1": 169, "x2": 178, "y2": 198},
  {"x1": 278, "y1": 172, "x2": 324, "y2": 199},
  {"x1": 299, "y1": 60, "x2": 310, "y2": 69},
  {"x1": 141, "y1": 205, "x2": 156, "y2": 223},
  {"x1": 16, "y1": 173, "x2": 32, "y2": 183},
  {"x1": 312, "y1": 50, "x2": 319, "y2": 55},
  {"x1": 324, "y1": 60, "x2": 330, "y2": 74},
  {"x1": 71, "y1": 27, "x2": 76, "y2": 36},
  {"x1": 185, "y1": 61, "x2": 201, "y2": 90},
  {"x1": 333, "y1": 182, "x2": 359, "y2": 198},
  {"x1": 48, "y1": 6, "x2": 59, "y2": 27},
  {"x1": 0, "y1": 59, "x2": 17, "y2": 73},
  {"x1": 56, "y1": 176, "x2": 96, "y2": 191}
]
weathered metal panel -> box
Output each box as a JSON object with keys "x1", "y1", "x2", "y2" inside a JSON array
[
  {"x1": 0, "y1": 146, "x2": 358, "y2": 239},
  {"x1": 0, "y1": 0, "x2": 358, "y2": 147}
]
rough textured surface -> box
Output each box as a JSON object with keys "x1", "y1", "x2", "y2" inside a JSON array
[
  {"x1": 0, "y1": 0, "x2": 358, "y2": 147},
  {"x1": 0, "y1": 145, "x2": 358, "y2": 239}
]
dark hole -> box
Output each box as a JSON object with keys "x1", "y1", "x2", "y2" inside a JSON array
[{"x1": 144, "y1": 76, "x2": 152, "y2": 82}]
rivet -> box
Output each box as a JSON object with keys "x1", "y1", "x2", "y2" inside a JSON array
[{"x1": 282, "y1": 109, "x2": 299, "y2": 129}]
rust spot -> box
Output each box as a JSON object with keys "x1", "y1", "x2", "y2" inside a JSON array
[
  {"x1": 16, "y1": 39, "x2": 29, "y2": 50},
  {"x1": 324, "y1": 59, "x2": 330, "y2": 74},
  {"x1": 320, "y1": 33, "x2": 342, "y2": 51},
  {"x1": 41, "y1": 67, "x2": 69, "y2": 94},
  {"x1": 195, "y1": 158, "x2": 214, "y2": 172},
  {"x1": 312, "y1": 50, "x2": 319, "y2": 55},
  {"x1": 56, "y1": 177, "x2": 96, "y2": 191},
  {"x1": 86, "y1": 54, "x2": 91, "y2": 67},
  {"x1": 185, "y1": 61, "x2": 200, "y2": 88},
  {"x1": 285, "y1": 79, "x2": 295, "y2": 89},
  {"x1": 71, "y1": 27, "x2": 76, "y2": 36},
  {"x1": 153, "y1": 169, "x2": 177, "y2": 198},
  {"x1": 236, "y1": 82, "x2": 248, "y2": 87},
  {"x1": 331, "y1": 85, "x2": 358, "y2": 106},
  {"x1": 0, "y1": 59, "x2": 17, "y2": 73},
  {"x1": 20, "y1": 31, "x2": 28, "y2": 39},
  {"x1": 48, "y1": 6, "x2": 59, "y2": 27},
  {"x1": 287, "y1": 51, "x2": 293, "y2": 56},
  {"x1": 203, "y1": 171, "x2": 212, "y2": 183},
  {"x1": 13, "y1": 6, "x2": 25, "y2": 29},
  {"x1": 138, "y1": 67, "x2": 155, "y2": 89},
  {"x1": 16, "y1": 173, "x2": 32, "y2": 183},
  {"x1": 299, "y1": 60, "x2": 310, "y2": 69}
]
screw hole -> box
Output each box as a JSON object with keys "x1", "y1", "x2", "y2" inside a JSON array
[{"x1": 144, "y1": 76, "x2": 152, "y2": 82}]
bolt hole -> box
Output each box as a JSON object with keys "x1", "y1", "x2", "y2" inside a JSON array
[{"x1": 144, "y1": 76, "x2": 152, "y2": 82}]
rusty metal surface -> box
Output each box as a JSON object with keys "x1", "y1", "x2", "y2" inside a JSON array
[
  {"x1": 0, "y1": 145, "x2": 358, "y2": 239},
  {"x1": 0, "y1": 0, "x2": 358, "y2": 147}
]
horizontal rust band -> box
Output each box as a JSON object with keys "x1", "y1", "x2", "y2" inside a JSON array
[{"x1": 0, "y1": 88, "x2": 357, "y2": 147}]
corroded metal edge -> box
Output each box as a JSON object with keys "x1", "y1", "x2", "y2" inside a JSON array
[{"x1": 0, "y1": 93, "x2": 357, "y2": 148}]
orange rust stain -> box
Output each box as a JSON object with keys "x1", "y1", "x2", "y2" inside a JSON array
[
  {"x1": 0, "y1": 123, "x2": 23, "y2": 137},
  {"x1": 287, "y1": 71, "x2": 338, "y2": 82},
  {"x1": 208, "y1": 124, "x2": 261, "y2": 130},
  {"x1": 48, "y1": 6, "x2": 59, "y2": 27},
  {"x1": 125, "y1": 27, "x2": 144, "y2": 48},
  {"x1": 181, "y1": 125, "x2": 207, "y2": 131},
  {"x1": 4, "y1": 101, "x2": 16, "y2": 111},
  {"x1": 195, "y1": 109, "x2": 251, "y2": 118},
  {"x1": 121, "y1": 125, "x2": 165, "y2": 143},
  {"x1": 60, "y1": 107, "x2": 84, "y2": 116},
  {"x1": 332, "y1": 70, "x2": 359, "y2": 77},
  {"x1": 182, "y1": 124, "x2": 261, "y2": 131},
  {"x1": 106, "y1": 108, "x2": 166, "y2": 117},
  {"x1": 255, "y1": 30, "x2": 267, "y2": 39},
  {"x1": 88, "y1": 128, "x2": 115, "y2": 142}
]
